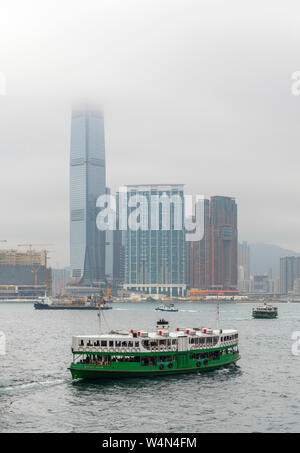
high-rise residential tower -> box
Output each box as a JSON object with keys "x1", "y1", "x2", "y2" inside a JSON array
[
  {"x1": 238, "y1": 241, "x2": 250, "y2": 281},
  {"x1": 70, "y1": 110, "x2": 106, "y2": 285},
  {"x1": 186, "y1": 199, "x2": 210, "y2": 289},
  {"x1": 209, "y1": 196, "x2": 238, "y2": 290},
  {"x1": 123, "y1": 184, "x2": 186, "y2": 296},
  {"x1": 280, "y1": 255, "x2": 300, "y2": 294}
]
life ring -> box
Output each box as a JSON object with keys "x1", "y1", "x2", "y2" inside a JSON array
[
  {"x1": 159, "y1": 364, "x2": 164, "y2": 370},
  {"x1": 168, "y1": 362, "x2": 173, "y2": 369}
]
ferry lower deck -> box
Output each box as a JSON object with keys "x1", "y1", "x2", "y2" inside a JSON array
[{"x1": 70, "y1": 347, "x2": 240, "y2": 379}]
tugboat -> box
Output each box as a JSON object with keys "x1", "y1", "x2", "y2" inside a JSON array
[
  {"x1": 155, "y1": 303, "x2": 179, "y2": 312},
  {"x1": 252, "y1": 303, "x2": 278, "y2": 319},
  {"x1": 69, "y1": 305, "x2": 240, "y2": 380}
]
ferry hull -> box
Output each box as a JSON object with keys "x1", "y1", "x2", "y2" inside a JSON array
[
  {"x1": 34, "y1": 303, "x2": 112, "y2": 310},
  {"x1": 253, "y1": 312, "x2": 277, "y2": 319},
  {"x1": 70, "y1": 355, "x2": 240, "y2": 380}
]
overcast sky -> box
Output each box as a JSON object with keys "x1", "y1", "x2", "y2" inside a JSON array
[{"x1": 0, "y1": 0, "x2": 300, "y2": 267}]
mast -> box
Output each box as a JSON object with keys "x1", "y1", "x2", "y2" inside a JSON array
[
  {"x1": 216, "y1": 301, "x2": 220, "y2": 332},
  {"x1": 98, "y1": 300, "x2": 101, "y2": 335}
]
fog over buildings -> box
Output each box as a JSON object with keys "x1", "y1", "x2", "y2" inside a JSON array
[{"x1": 1, "y1": 0, "x2": 300, "y2": 267}]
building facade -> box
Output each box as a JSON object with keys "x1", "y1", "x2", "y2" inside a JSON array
[
  {"x1": 186, "y1": 199, "x2": 210, "y2": 289},
  {"x1": 238, "y1": 241, "x2": 250, "y2": 280},
  {"x1": 209, "y1": 196, "x2": 238, "y2": 290},
  {"x1": 124, "y1": 184, "x2": 186, "y2": 296},
  {"x1": 70, "y1": 110, "x2": 106, "y2": 285},
  {"x1": 280, "y1": 256, "x2": 300, "y2": 294},
  {"x1": 0, "y1": 249, "x2": 52, "y2": 298}
]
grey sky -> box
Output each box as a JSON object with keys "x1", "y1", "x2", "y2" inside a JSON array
[{"x1": 1, "y1": 0, "x2": 300, "y2": 267}]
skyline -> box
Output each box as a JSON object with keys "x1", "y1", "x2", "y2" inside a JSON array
[
  {"x1": 0, "y1": 100, "x2": 299, "y2": 268},
  {"x1": 1, "y1": 1, "x2": 300, "y2": 266}
]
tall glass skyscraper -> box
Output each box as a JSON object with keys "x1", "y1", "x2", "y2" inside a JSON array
[
  {"x1": 70, "y1": 110, "x2": 106, "y2": 285},
  {"x1": 123, "y1": 184, "x2": 186, "y2": 296}
]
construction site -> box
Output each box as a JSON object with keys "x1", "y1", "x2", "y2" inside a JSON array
[{"x1": 0, "y1": 243, "x2": 52, "y2": 300}]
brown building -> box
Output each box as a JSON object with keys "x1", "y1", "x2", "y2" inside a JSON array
[
  {"x1": 209, "y1": 196, "x2": 238, "y2": 290},
  {"x1": 186, "y1": 199, "x2": 210, "y2": 289}
]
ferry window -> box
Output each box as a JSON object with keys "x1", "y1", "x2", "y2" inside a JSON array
[
  {"x1": 141, "y1": 356, "x2": 157, "y2": 366},
  {"x1": 122, "y1": 341, "x2": 127, "y2": 347},
  {"x1": 109, "y1": 341, "x2": 114, "y2": 347},
  {"x1": 128, "y1": 341, "x2": 133, "y2": 347},
  {"x1": 135, "y1": 342, "x2": 139, "y2": 347},
  {"x1": 159, "y1": 355, "x2": 172, "y2": 362},
  {"x1": 101, "y1": 341, "x2": 107, "y2": 347},
  {"x1": 80, "y1": 340, "x2": 84, "y2": 346},
  {"x1": 190, "y1": 338, "x2": 195, "y2": 344},
  {"x1": 116, "y1": 341, "x2": 121, "y2": 347},
  {"x1": 94, "y1": 341, "x2": 100, "y2": 346},
  {"x1": 143, "y1": 340, "x2": 149, "y2": 348},
  {"x1": 87, "y1": 340, "x2": 92, "y2": 346},
  {"x1": 159, "y1": 340, "x2": 166, "y2": 345},
  {"x1": 172, "y1": 340, "x2": 176, "y2": 345},
  {"x1": 199, "y1": 338, "x2": 205, "y2": 344},
  {"x1": 209, "y1": 351, "x2": 220, "y2": 361}
]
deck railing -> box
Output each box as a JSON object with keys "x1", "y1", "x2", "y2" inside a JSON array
[{"x1": 74, "y1": 339, "x2": 238, "y2": 354}]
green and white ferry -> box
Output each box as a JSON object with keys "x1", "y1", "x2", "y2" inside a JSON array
[
  {"x1": 252, "y1": 303, "x2": 278, "y2": 319},
  {"x1": 69, "y1": 308, "x2": 240, "y2": 380}
]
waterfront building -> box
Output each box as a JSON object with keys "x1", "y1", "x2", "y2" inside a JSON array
[
  {"x1": 112, "y1": 192, "x2": 125, "y2": 286},
  {"x1": 209, "y1": 196, "x2": 238, "y2": 290},
  {"x1": 250, "y1": 275, "x2": 269, "y2": 293},
  {"x1": 238, "y1": 241, "x2": 250, "y2": 281},
  {"x1": 280, "y1": 256, "x2": 300, "y2": 294},
  {"x1": 186, "y1": 199, "x2": 210, "y2": 289},
  {"x1": 52, "y1": 267, "x2": 72, "y2": 297},
  {"x1": 70, "y1": 109, "x2": 106, "y2": 285},
  {"x1": 123, "y1": 184, "x2": 186, "y2": 297},
  {"x1": 0, "y1": 249, "x2": 52, "y2": 298}
]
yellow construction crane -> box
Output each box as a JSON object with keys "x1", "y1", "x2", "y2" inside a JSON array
[
  {"x1": 32, "y1": 265, "x2": 42, "y2": 286},
  {"x1": 18, "y1": 243, "x2": 55, "y2": 251},
  {"x1": 18, "y1": 243, "x2": 55, "y2": 267}
]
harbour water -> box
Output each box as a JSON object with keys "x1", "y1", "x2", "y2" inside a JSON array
[{"x1": 0, "y1": 302, "x2": 300, "y2": 433}]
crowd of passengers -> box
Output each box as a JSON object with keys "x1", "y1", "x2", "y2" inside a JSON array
[
  {"x1": 78, "y1": 355, "x2": 141, "y2": 364},
  {"x1": 77, "y1": 355, "x2": 173, "y2": 366}
]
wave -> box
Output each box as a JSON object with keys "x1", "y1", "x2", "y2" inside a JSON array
[{"x1": 0, "y1": 378, "x2": 66, "y2": 394}]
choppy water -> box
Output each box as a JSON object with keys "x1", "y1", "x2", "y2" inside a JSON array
[{"x1": 0, "y1": 302, "x2": 300, "y2": 433}]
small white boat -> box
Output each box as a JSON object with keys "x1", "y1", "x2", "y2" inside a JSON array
[{"x1": 155, "y1": 304, "x2": 179, "y2": 312}]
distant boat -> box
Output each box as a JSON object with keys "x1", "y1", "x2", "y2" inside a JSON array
[
  {"x1": 155, "y1": 304, "x2": 178, "y2": 312},
  {"x1": 252, "y1": 303, "x2": 278, "y2": 319},
  {"x1": 34, "y1": 296, "x2": 112, "y2": 311}
]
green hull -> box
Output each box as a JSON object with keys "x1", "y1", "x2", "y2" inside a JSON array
[
  {"x1": 70, "y1": 353, "x2": 240, "y2": 380},
  {"x1": 253, "y1": 312, "x2": 277, "y2": 319}
]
